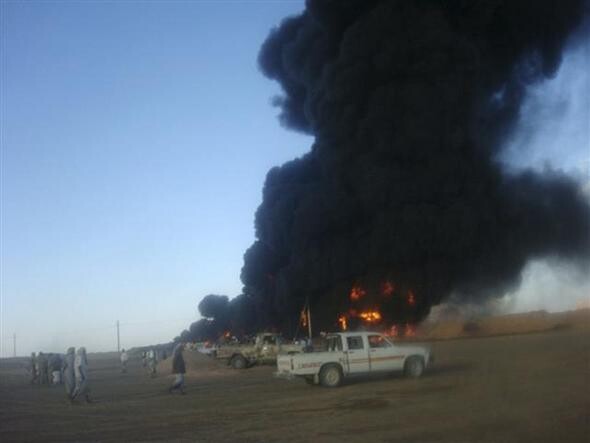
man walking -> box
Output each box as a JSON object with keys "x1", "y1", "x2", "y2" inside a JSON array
[
  {"x1": 63, "y1": 347, "x2": 76, "y2": 401},
  {"x1": 71, "y1": 347, "x2": 92, "y2": 403},
  {"x1": 147, "y1": 349, "x2": 158, "y2": 377},
  {"x1": 169, "y1": 343, "x2": 186, "y2": 394},
  {"x1": 30, "y1": 353, "x2": 38, "y2": 384},
  {"x1": 120, "y1": 349, "x2": 129, "y2": 373},
  {"x1": 37, "y1": 352, "x2": 49, "y2": 385},
  {"x1": 48, "y1": 353, "x2": 63, "y2": 385}
]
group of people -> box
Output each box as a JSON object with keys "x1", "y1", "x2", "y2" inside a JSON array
[
  {"x1": 28, "y1": 342, "x2": 187, "y2": 402},
  {"x1": 121, "y1": 344, "x2": 186, "y2": 393},
  {"x1": 30, "y1": 347, "x2": 91, "y2": 403},
  {"x1": 137, "y1": 345, "x2": 185, "y2": 393},
  {"x1": 30, "y1": 352, "x2": 63, "y2": 385}
]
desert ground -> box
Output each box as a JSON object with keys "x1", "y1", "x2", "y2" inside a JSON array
[{"x1": 1, "y1": 313, "x2": 589, "y2": 442}]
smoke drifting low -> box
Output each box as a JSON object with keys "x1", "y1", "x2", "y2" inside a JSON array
[{"x1": 189, "y1": 0, "x2": 590, "y2": 340}]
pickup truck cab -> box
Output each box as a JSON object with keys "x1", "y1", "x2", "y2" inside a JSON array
[{"x1": 276, "y1": 331, "x2": 432, "y2": 387}]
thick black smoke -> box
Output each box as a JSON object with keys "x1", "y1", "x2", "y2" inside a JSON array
[
  {"x1": 175, "y1": 294, "x2": 259, "y2": 342},
  {"x1": 238, "y1": 0, "x2": 590, "y2": 335}
]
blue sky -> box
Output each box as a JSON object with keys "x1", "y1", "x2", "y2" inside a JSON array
[
  {"x1": 501, "y1": 36, "x2": 590, "y2": 179},
  {"x1": 1, "y1": 1, "x2": 588, "y2": 356},
  {"x1": 1, "y1": 0, "x2": 311, "y2": 355}
]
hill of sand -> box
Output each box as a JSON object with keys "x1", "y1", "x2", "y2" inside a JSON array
[{"x1": 418, "y1": 308, "x2": 590, "y2": 340}]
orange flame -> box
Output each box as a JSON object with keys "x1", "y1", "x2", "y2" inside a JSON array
[
  {"x1": 300, "y1": 309, "x2": 308, "y2": 327},
  {"x1": 388, "y1": 324, "x2": 399, "y2": 337},
  {"x1": 405, "y1": 323, "x2": 416, "y2": 337},
  {"x1": 338, "y1": 315, "x2": 348, "y2": 331},
  {"x1": 350, "y1": 285, "x2": 366, "y2": 301},
  {"x1": 382, "y1": 281, "x2": 395, "y2": 296},
  {"x1": 359, "y1": 310, "x2": 382, "y2": 323},
  {"x1": 407, "y1": 290, "x2": 416, "y2": 306}
]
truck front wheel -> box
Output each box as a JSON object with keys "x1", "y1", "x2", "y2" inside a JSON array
[
  {"x1": 404, "y1": 356, "x2": 425, "y2": 378},
  {"x1": 230, "y1": 355, "x2": 247, "y2": 369},
  {"x1": 319, "y1": 364, "x2": 343, "y2": 388}
]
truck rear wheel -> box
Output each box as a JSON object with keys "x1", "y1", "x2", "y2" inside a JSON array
[
  {"x1": 404, "y1": 356, "x2": 424, "y2": 378},
  {"x1": 230, "y1": 355, "x2": 247, "y2": 369},
  {"x1": 319, "y1": 364, "x2": 342, "y2": 388}
]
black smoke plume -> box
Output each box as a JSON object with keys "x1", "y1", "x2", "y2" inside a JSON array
[
  {"x1": 239, "y1": 0, "x2": 590, "y2": 334},
  {"x1": 175, "y1": 294, "x2": 259, "y2": 342},
  {"x1": 203, "y1": 0, "x2": 590, "y2": 339}
]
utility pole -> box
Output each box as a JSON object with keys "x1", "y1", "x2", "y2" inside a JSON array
[
  {"x1": 116, "y1": 320, "x2": 120, "y2": 353},
  {"x1": 13, "y1": 333, "x2": 16, "y2": 358},
  {"x1": 307, "y1": 303, "x2": 312, "y2": 340}
]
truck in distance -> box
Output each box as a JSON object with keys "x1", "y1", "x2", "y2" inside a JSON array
[
  {"x1": 275, "y1": 331, "x2": 432, "y2": 387},
  {"x1": 216, "y1": 332, "x2": 303, "y2": 369}
]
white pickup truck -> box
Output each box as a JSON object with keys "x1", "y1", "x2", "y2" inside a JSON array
[{"x1": 275, "y1": 331, "x2": 432, "y2": 387}]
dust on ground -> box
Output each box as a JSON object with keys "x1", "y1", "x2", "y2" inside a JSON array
[{"x1": 1, "y1": 318, "x2": 589, "y2": 442}]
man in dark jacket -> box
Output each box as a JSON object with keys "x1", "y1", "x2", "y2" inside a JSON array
[
  {"x1": 37, "y1": 352, "x2": 49, "y2": 385},
  {"x1": 30, "y1": 353, "x2": 38, "y2": 384},
  {"x1": 169, "y1": 343, "x2": 186, "y2": 394},
  {"x1": 48, "y1": 353, "x2": 63, "y2": 385}
]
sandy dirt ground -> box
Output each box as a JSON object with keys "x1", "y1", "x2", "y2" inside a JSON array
[{"x1": 1, "y1": 327, "x2": 589, "y2": 443}]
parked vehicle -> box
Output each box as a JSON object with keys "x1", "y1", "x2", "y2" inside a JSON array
[
  {"x1": 196, "y1": 342, "x2": 218, "y2": 357},
  {"x1": 275, "y1": 331, "x2": 432, "y2": 387},
  {"x1": 216, "y1": 332, "x2": 303, "y2": 369}
]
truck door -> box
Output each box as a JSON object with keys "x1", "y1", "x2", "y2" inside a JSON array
[
  {"x1": 260, "y1": 334, "x2": 278, "y2": 363},
  {"x1": 368, "y1": 334, "x2": 404, "y2": 372},
  {"x1": 344, "y1": 335, "x2": 370, "y2": 374}
]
